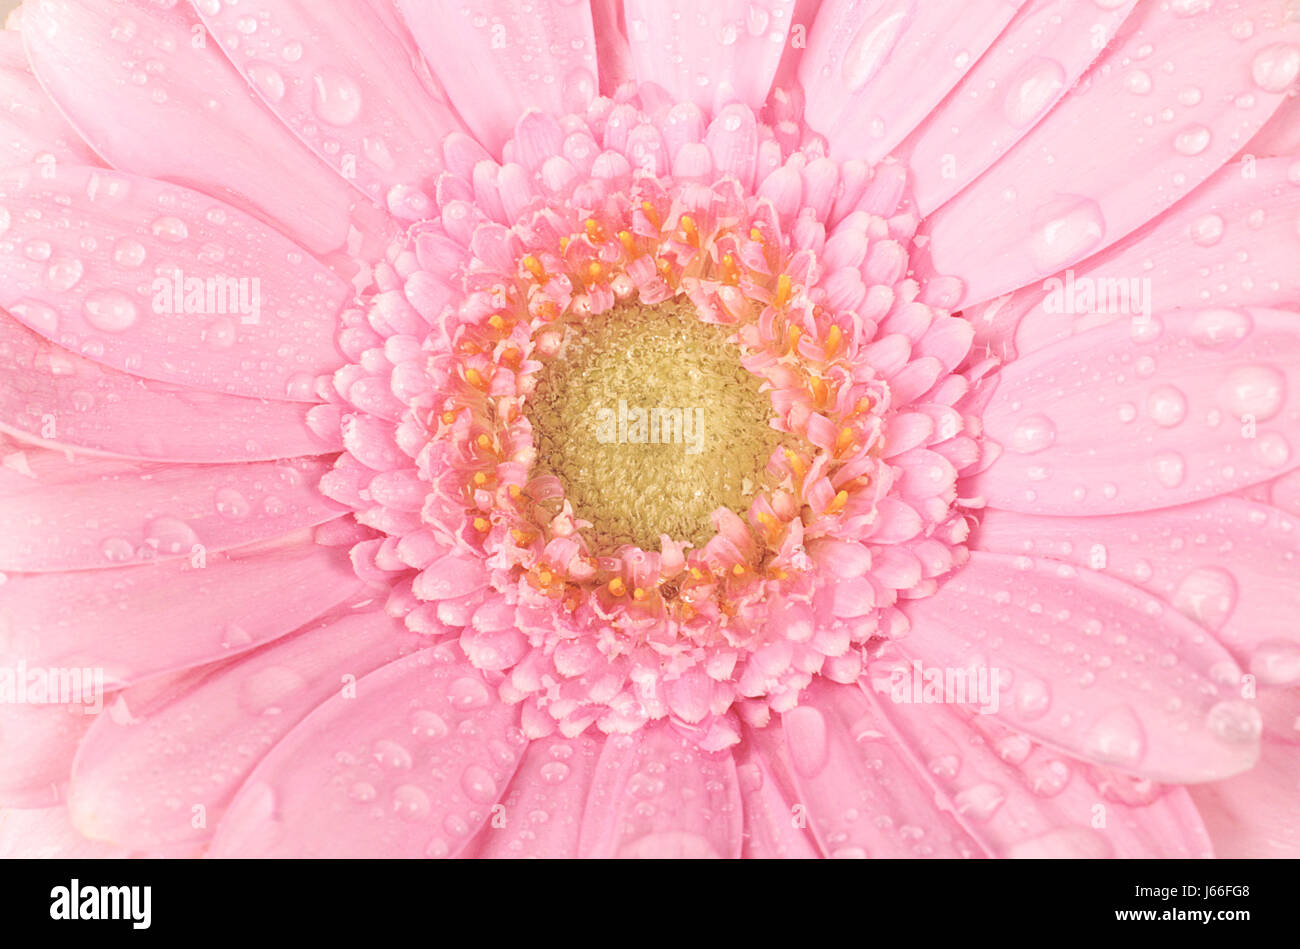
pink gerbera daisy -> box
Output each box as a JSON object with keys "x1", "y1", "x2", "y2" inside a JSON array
[{"x1": 0, "y1": 0, "x2": 1298, "y2": 860}]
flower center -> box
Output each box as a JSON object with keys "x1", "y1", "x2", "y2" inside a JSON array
[{"x1": 526, "y1": 298, "x2": 784, "y2": 551}]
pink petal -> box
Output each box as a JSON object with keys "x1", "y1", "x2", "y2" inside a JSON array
[
  {"x1": 1012, "y1": 157, "x2": 1300, "y2": 355},
  {"x1": 0, "y1": 31, "x2": 102, "y2": 167},
  {"x1": 578, "y1": 721, "x2": 743, "y2": 858},
  {"x1": 23, "y1": 0, "x2": 361, "y2": 254},
  {"x1": 800, "y1": 0, "x2": 1018, "y2": 163},
  {"x1": 734, "y1": 729, "x2": 822, "y2": 858},
  {"x1": 196, "y1": 0, "x2": 464, "y2": 205},
  {"x1": 0, "y1": 165, "x2": 348, "y2": 400},
  {"x1": 0, "y1": 449, "x2": 342, "y2": 572},
  {"x1": 0, "y1": 702, "x2": 94, "y2": 808},
  {"x1": 624, "y1": 0, "x2": 796, "y2": 114},
  {"x1": 209, "y1": 645, "x2": 526, "y2": 857},
  {"x1": 899, "y1": 552, "x2": 1260, "y2": 783},
  {"x1": 590, "y1": 0, "x2": 634, "y2": 95},
  {"x1": 977, "y1": 500, "x2": 1300, "y2": 683},
  {"x1": 899, "y1": 0, "x2": 1137, "y2": 216},
  {"x1": 1189, "y1": 737, "x2": 1300, "y2": 857},
  {"x1": 68, "y1": 607, "x2": 422, "y2": 849},
  {"x1": 862, "y1": 672, "x2": 1213, "y2": 857},
  {"x1": 975, "y1": 308, "x2": 1300, "y2": 515},
  {"x1": 469, "y1": 733, "x2": 603, "y2": 858},
  {"x1": 0, "y1": 527, "x2": 363, "y2": 688},
  {"x1": 0, "y1": 311, "x2": 337, "y2": 462},
  {"x1": 925, "y1": 2, "x2": 1300, "y2": 307},
  {"x1": 764, "y1": 678, "x2": 983, "y2": 857},
  {"x1": 396, "y1": 0, "x2": 597, "y2": 155},
  {"x1": 0, "y1": 806, "x2": 130, "y2": 858}
]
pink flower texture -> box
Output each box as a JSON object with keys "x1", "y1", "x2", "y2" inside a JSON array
[{"x1": 0, "y1": 0, "x2": 1298, "y2": 861}]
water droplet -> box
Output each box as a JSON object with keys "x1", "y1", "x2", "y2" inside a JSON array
[
  {"x1": 1171, "y1": 566, "x2": 1238, "y2": 631},
  {"x1": 1189, "y1": 213, "x2": 1224, "y2": 246},
  {"x1": 1004, "y1": 58, "x2": 1066, "y2": 127},
  {"x1": 239, "y1": 665, "x2": 308, "y2": 715},
  {"x1": 112, "y1": 238, "x2": 147, "y2": 268},
  {"x1": 1083, "y1": 705, "x2": 1146, "y2": 766},
  {"x1": 312, "y1": 69, "x2": 363, "y2": 126},
  {"x1": 1219, "y1": 365, "x2": 1285, "y2": 420},
  {"x1": 248, "y1": 61, "x2": 286, "y2": 102},
  {"x1": 151, "y1": 216, "x2": 189, "y2": 242},
  {"x1": 214, "y1": 487, "x2": 250, "y2": 519},
  {"x1": 1009, "y1": 414, "x2": 1056, "y2": 454},
  {"x1": 1151, "y1": 451, "x2": 1186, "y2": 488},
  {"x1": 1173, "y1": 124, "x2": 1211, "y2": 157},
  {"x1": 1030, "y1": 195, "x2": 1106, "y2": 273},
  {"x1": 841, "y1": 3, "x2": 912, "y2": 92},
  {"x1": 373, "y1": 739, "x2": 413, "y2": 769},
  {"x1": 1251, "y1": 43, "x2": 1300, "y2": 93},
  {"x1": 953, "y1": 782, "x2": 1006, "y2": 821},
  {"x1": 447, "y1": 677, "x2": 491, "y2": 709},
  {"x1": 461, "y1": 765, "x2": 498, "y2": 804},
  {"x1": 83, "y1": 290, "x2": 138, "y2": 333},
  {"x1": 1190, "y1": 308, "x2": 1251, "y2": 346},
  {"x1": 46, "y1": 257, "x2": 84, "y2": 291},
  {"x1": 1205, "y1": 700, "x2": 1261, "y2": 744},
  {"x1": 1146, "y1": 385, "x2": 1187, "y2": 427}
]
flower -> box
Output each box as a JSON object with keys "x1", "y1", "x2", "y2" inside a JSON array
[{"x1": 0, "y1": 0, "x2": 1298, "y2": 859}]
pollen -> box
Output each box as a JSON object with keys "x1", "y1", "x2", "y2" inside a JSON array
[{"x1": 525, "y1": 299, "x2": 787, "y2": 551}]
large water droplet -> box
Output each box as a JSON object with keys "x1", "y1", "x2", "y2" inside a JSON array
[
  {"x1": 83, "y1": 290, "x2": 139, "y2": 333},
  {"x1": 1030, "y1": 195, "x2": 1106, "y2": 273},
  {"x1": 1171, "y1": 567, "x2": 1237, "y2": 630},
  {"x1": 1004, "y1": 58, "x2": 1065, "y2": 127},
  {"x1": 841, "y1": 3, "x2": 912, "y2": 92},
  {"x1": 313, "y1": 69, "x2": 363, "y2": 126},
  {"x1": 1251, "y1": 43, "x2": 1300, "y2": 93}
]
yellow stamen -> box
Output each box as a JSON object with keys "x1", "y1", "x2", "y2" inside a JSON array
[
  {"x1": 608, "y1": 577, "x2": 626, "y2": 597},
  {"x1": 465, "y1": 367, "x2": 486, "y2": 389},
  {"x1": 640, "y1": 200, "x2": 660, "y2": 230},
  {"x1": 472, "y1": 516, "x2": 491, "y2": 532},
  {"x1": 810, "y1": 376, "x2": 829, "y2": 407},
  {"x1": 719, "y1": 253, "x2": 740, "y2": 285},
  {"x1": 618, "y1": 230, "x2": 637, "y2": 255},
  {"x1": 825, "y1": 324, "x2": 842, "y2": 357},
  {"x1": 827, "y1": 490, "x2": 849, "y2": 515},
  {"x1": 783, "y1": 447, "x2": 806, "y2": 480},
  {"x1": 774, "y1": 274, "x2": 792, "y2": 309},
  {"x1": 679, "y1": 214, "x2": 699, "y2": 247},
  {"x1": 522, "y1": 255, "x2": 546, "y2": 281},
  {"x1": 585, "y1": 218, "x2": 604, "y2": 242}
]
